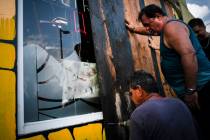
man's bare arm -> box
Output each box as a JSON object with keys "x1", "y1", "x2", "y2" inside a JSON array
[
  {"x1": 125, "y1": 20, "x2": 149, "y2": 34},
  {"x1": 164, "y1": 21, "x2": 198, "y2": 89},
  {"x1": 164, "y1": 21, "x2": 199, "y2": 108}
]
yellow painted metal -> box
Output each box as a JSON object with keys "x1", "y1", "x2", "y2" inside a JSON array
[
  {"x1": 0, "y1": 70, "x2": 16, "y2": 140},
  {"x1": 0, "y1": 17, "x2": 16, "y2": 40},
  {"x1": 73, "y1": 123, "x2": 103, "y2": 140},
  {"x1": 48, "y1": 129, "x2": 73, "y2": 140},
  {"x1": 18, "y1": 135, "x2": 45, "y2": 140},
  {"x1": 0, "y1": 0, "x2": 16, "y2": 40},
  {"x1": 0, "y1": 43, "x2": 15, "y2": 69}
]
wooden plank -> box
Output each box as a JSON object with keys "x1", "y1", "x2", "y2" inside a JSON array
[
  {"x1": 89, "y1": 0, "x2": 176, "y2": 139},
  {"x1": 88, "y1": 1, "x2": 123, "y2": 140},
  {"x1": 89, "y1": 0, "x2": 134, "y2": 139}
]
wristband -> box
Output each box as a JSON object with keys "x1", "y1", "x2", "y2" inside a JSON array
[{"x1": 185, "y1": 88, "x2": 197, "y2": 95}]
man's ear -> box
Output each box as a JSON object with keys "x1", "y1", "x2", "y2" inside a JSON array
[{"x1": 136, "y1": 86, "x2": 143, "y2": 97}]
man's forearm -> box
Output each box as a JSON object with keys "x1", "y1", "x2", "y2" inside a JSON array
[
  {"x1": 132, "y1": 26, "x2": 148, "y2": 35},
  {"x1": 128, "y1": 26, "x2": 158, "y2": 36},
  {"x1": 181, "y1": 53, "x2": 198, "y2": 90}
]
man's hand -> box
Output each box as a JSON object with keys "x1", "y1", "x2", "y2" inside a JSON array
[
  {"x1": 184, "y1": 92, "x2": 200, "y2": 110},
  {"x1": 125, "y1": 19, "x2": 135, "y2": 32}
]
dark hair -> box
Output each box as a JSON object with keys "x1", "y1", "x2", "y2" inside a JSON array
[
  {"x1": 129, "y1": 70, "x2": 158, "y2": 94},
  {"x1": 188, "y1": 18, "x2": 205, "y2": 28},
  {"x1": 138, "y1": 4, "x2": 166, "y2": 21}
]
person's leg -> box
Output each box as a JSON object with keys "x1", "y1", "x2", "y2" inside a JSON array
[
  {"x1": 197, "y1": 81, "x2": 210, "y2": 140},
  {"x1": 178, "y1": 96, "x2": 203, "y2": 140}
]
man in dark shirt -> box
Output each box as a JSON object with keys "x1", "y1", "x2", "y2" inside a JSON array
[
  {"x1": 129, "y1": 70, "x2": 199, "y2": 140},
  {"x1": 188, "y1": 18, "x2": 210, "y2": 60}
]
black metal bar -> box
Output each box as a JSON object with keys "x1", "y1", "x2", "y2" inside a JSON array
[
  {"x1": 139, "y1": 0, "x2": 145, "y2": 8},
  {"x1": 36, "y1": 53, "x2": 50, "y2": 73},
  {"x1": 160, "y1": 0, "x2": 167, "y2": 15},
  {"x1": 138, "y1": 0, "x2": 165, "y2": 96},
  {"x1": 38, "y1": 96, "x2": 62, "y2": 102},
  {"x1": 148, "y1": 37, "x2": 165, "y2": 96},
  {"x1": 38, "y1": 75, "x2": 56, "y2": 84},
  {"x1": 39, "y1": 99, "x2": 79, "y2": 111},
  {"x1": 38, "y1": 112, "x2": 57, "y2": 119},
  {"x1": 0, "y1": 67, "x2": 14, "y2": 71},
  {"x1": 0, "y1": 39, "x2": 15, "y2": 44},
  {"x1": 59, "y1": 28, "x2": 63, "y2": 59}
]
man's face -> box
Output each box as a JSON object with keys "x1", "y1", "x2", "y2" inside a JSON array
[
  {"x1": 129, "y1": 86, "x2": 144, "y2": 106},
  {"x1": 192, "y1": 25, "x2": 206, "y2": 41},
  {"x1": 141, "y1": 14, "x2": 163, "y2": 34},
  {"x1": 129, "y1": 88, "x2": 138, "y2": 106}
]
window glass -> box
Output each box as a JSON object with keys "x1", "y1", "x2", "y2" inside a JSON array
[{"x1": 18, "y1": 0, "x2": 102, "y2": 134}]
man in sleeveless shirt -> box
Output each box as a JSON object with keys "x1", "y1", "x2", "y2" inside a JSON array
[
  {"x1": 129, "y1": 70, "x2": 198, "y2": 140},
  {"x1": 188, "y1": 18, "x2": 210, "y2": 61},
  {"x1": 125, "y1": 4, "x2": 210, "y2": 140}
]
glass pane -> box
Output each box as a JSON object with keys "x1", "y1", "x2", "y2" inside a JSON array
[{"x1": 23, "y1": 0, "x2": 101, "y2": 123}]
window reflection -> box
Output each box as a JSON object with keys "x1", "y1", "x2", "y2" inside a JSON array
[{"x1": 23, "y1": 0, "x2": 101, "y2": 122}]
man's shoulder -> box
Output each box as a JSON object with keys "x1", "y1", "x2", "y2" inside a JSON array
[
  {"x1": 164, "y1": 20, "x2": 187, "y2": 32},
  {"x1": 165, "y1": 19, "x2": 185, "y2": 26},
  {"x1": 131, "y1": 100, "x2": 160, "y2": 118},
  {"x1": 132, "y1": 98, "x2": 186, "y2": 114},
  {"x1": 131, "y1": 105, "x2": 149, "y2": 122}
]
